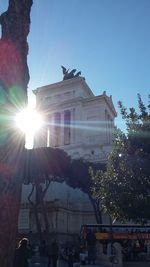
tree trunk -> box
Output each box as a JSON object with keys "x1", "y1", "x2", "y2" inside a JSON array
[
  {"x1": 33, "y1": 204, "x2": 43, "y2": 240},
  {"x1": 88, "y1": 195, "x2": 102, "y2": 224},
  {"x1": 41, "y1": 199, "x2": 50, "y2": 235},
  {"x1": 0, "y1": 1, "x2": 33, "y2": 266},
  {"x1": 0, "y1": 141, "x2": 24, "y2": 267},
  {"x1": 28, "y1": 184, "x2": 43, "y2": 242},
  {"x1": 36, "y1": 182, "x2": 51, "y2": 240},
  {"x1": 41, "y1": 182, "x2": 51, "y2": 236},
  {"x1": 0, "y1": 179, "x2": 22, "y2": 267},
  {"x1": 28, "y1": 182, "x2": 51, "y2": 243}
]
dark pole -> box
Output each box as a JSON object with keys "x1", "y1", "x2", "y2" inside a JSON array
[{"x1": 109, "y1": 215, "x2": 113, "y2": 254}]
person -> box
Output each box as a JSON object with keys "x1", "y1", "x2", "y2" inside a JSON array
[
  {"x1": 13, "y1": 237, "x2": 31, "y2": 267},
  {"x1": 66, "y1": 247, "x2": 74, "y2": 267},
  {"x1": 86, "y1": 230, "x2": 97, "y2": 264},
  {"x1": 50, "y1": 240, "x2": 59, "y2": 267},
  {"x1": 39, "y1": 240, "x2": 47, "y2": 257},
  {"x1": 47, "y1": 241, "x2": 52, "y2": 267}
]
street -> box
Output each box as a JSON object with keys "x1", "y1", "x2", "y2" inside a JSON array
[
  {"x1": 29, "y1": 256, "x2": 150, "y2": 267},
  {"x1": 124, "y1": 262, "x2": 150, "y2": 267},
  {"x1": 30, "y1": 257, "x2": 104, "y2": 267}
]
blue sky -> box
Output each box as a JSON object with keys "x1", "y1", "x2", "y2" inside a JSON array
[{"x1": 1, "y1": 0, "x2": 150, "y2": 130}]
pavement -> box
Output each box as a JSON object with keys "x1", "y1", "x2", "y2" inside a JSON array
[
  {"x1": 29, "y1": 257, "x2": 150, "y2": 267},
  {"x1": 124, "y1": 262, "x2": 150, "y2": 267},
  {"x1": 30, "y1": 257, "x2": 104, "y2": 267}
]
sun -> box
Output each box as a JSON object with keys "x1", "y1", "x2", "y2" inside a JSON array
[
  {"x1": 15, "y1": 108, "x2": 42, "y2": 133},
  {"x1": 15, "y1": 107, "x2": 43, "y2": 149}
]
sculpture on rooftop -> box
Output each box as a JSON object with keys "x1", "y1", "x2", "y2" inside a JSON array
[{"x1": 61, "y1": 66, "x2": 81, "y2": 80}]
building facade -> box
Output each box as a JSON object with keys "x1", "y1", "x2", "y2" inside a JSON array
[
  {"x1": 34, "y1": 77, "x2": 116, "y2": 162},
  {"x1": 19, "y1": 76, "x2": 117, "y2": 238}
]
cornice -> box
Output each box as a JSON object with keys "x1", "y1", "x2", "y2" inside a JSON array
[{"x1": 33, "y1": 77, "x2": 94, "y2": 97}]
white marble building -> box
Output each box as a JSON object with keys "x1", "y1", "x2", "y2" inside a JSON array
[
  {"x1": 19, "y1": 76, "x2": 117, "y2": 237},
  {"x1": 34, "y1": 77, "x2": 116, "y2": 161}
]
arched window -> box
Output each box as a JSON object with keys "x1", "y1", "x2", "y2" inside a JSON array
[{"x1": 64, "y1": 110, "x2": 71, "y2": 145}]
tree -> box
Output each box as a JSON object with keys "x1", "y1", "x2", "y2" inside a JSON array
[
  {"x1": 23, "y1": 147, "x2": 105, "y2": 236},
  {"x1": 66, "y1": 158, "x2": 105, "y2": 224},
  {"x1": 24, "y1": 148, "x2": 105, "y2": 231},
  {"x1": 92, "y1": 94, "x2": 150, "y2": 223},
  {"x1": 23, "y1": 147, "x2": 71, "y2": 242},
  {"x1": 0, "y1": 1, "x2": 32, "y2": 266}
]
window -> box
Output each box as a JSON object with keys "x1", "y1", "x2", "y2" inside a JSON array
[
  {"x1": 47, "y1": 128, "x2": 50, "y2": 147},
  {"x1": 54, "y1": 113, "x2": 61, "y2": 147},
  {"x1": 46, "y1": 115, "x2": 52, "y2": 147},
  {"x1": 105, "y1": 110, "x2": 113, "y2": 144},
  {"x1": 64, "y1": 110, "x2": 71, "y2": 145}
]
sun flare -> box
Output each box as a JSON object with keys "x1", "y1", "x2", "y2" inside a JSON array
[
  {"x1": 15, "y1": 108, "x2": 42, "y2": 133},
  {"x1": 15, "y1": 108, "x2": 43, "y2": 148}
]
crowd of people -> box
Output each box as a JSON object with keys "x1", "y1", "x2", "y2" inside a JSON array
[
  {"x1": 13, "y1": 233, "x2": 97, "y2": 267},
  {"x1": 12, "y1": 228, "x2": 149, "y2": 267}
]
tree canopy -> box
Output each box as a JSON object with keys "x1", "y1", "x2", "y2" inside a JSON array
[
  {"x1": 92, "y1": 94, "x2": 150, "y2": 222},
  {"x1": 66, "y1": 158, "x2": 105, "y2": 223},
  {"x1": 21, "y1": 147, "x2": 106, "y2": 224},
  {"x1": 23, "y1": 147, "x2": 71, "y2": 184}
]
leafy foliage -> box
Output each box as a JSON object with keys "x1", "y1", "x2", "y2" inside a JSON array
[
  {"x1": 66, "y1": 158, "x2": 106, "y2": 223},
  {"x1": 22, "y1": 147, "x2": 106, "y2": 225},
  {"x1": 23, "y1": 147, "x2": 71, "y2": 184},
  {"x1": 66, "y1": 158, "x2": 105, "y2": 194},
  {"x1": 92, "y1": 95, "x2": 150, "y2": 222}
]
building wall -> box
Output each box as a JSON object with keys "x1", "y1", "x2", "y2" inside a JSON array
[{"x1": 19, "y1": 77, "x2": 116, "y2": 236}]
